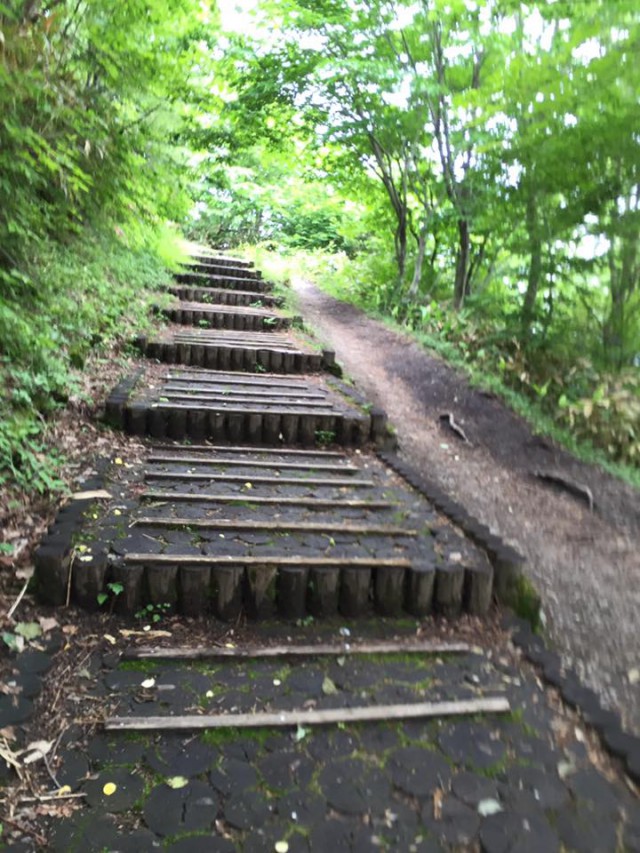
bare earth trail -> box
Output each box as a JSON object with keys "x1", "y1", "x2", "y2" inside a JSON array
[{"x1": 294, "y1": 278, "x2": 640, "y2": 735}]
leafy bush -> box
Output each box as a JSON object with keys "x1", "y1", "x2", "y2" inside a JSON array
[
  {"x1": 558, "y1": 372, "x2": 640, "y2": 465},
  {"x1": 0, "y1": 227, "x2": 175, "y2": 493}
]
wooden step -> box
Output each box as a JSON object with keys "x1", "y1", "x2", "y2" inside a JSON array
[
  {"x1": 176, "y1": 271, "x2": 265, "y2": 289},
  {"x1": 163, "y1": 303, "x2": 296, "y2": 333},
  {"x1": 170, "y1": 285, "x2": 283, "y2": 308},
  {"x1": 137, "y1": 335, "x2": 325, "y2": 374},
  {"x1": 34, "y1": 442, "x2": 495, "y2": 621}
]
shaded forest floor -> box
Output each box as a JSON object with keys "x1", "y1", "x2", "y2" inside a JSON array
[{"x1": 293, "y1": 277, "x2": 640, "y2": 735}]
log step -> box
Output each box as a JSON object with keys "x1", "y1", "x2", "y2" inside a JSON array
[
  {"x1": 35, "y1": 446, "x2": 494, "y2": 620},
  {"x1": 183, "y1": 260, "x2": 261, "y2": 278},
  {"x1": 163, "y1": 302, "x2": 297, "y2": 333},
  {"x1": 138, "y1": 336, "x2": 324, "y2": 374},
  {"x1": 170, "y1": 285, "x2": 283, "y2": 308},
  {"x1": 188, "y1": 254, "x2": 254, "y2": 270},
  {"x1": 108, "y1": 367, "x2": 379, "y2": 447},
  {"x1": 175, "y1": 272, "x2": 267, "y2": 290}
]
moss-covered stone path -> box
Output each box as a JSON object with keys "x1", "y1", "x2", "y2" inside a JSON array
[{"x1": 7, "y1": 253, "x2": 638, "y2": 850}]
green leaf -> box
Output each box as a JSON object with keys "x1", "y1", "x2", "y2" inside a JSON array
[
  {"x1": 166, "y1": 776, "x2": 189, "y2": 789},
  {"x1": 15, "y1": 622, "x2": 43, "y2": 640}
]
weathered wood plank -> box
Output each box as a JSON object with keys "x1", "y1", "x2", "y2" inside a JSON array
[
  {"x1": 123, "y1": 640, "x2": 473, "y2": 661},
  {"x1": 133, "y1": 517, "x2": 416, "y2": 536},
  {"x1": 146, "y1": 455, "x2": 356, "y2": 473},
  {"x1": 149, "y1": 443, "x2": 345, "y2": 458},
  {"x1": 105, "y1": 697, "x2": 511, "y2": 731},
  {"x1": 142, "y1": 491, "x2": 393, "y2": 508},
  {"x1": 143, "y1": 473, "x2": 374, "y2": 488},
  {"x1": 123, "y1": 554, "x2": 412, "y2": 568}
]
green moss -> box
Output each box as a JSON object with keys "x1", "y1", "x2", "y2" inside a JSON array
[{"x1": 511, "y1": 575, "x2": 542, "y2": 632}]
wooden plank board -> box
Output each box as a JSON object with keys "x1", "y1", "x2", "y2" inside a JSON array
[
  {"x1": 146, "y1": 456, "x2": 357, "y2": 473},
  {"x1": 148, "y1": 443, "x2": 345, "y2": 458},
  {"x1": 105, "y1": 697, "x2": 511, "y2": 731},
  {"x1": 123, "y1": 554, "x2": 412, "y2": 568},
  {"x1": 134, "y1": 517, "x2": 416, "y2": 535},
  {"x1": 142, "y1": 491, "x2": 393, "y2": 508},
  {"x1": 167, "y1": 373, "x2": 312, "y2": 386},
  {"x1": 144, "y1": 473, "x2": 374, "y2": 488},
  {"x1": 164, "y1": 385, "x2": 327, "y2": 399},
  {"x1": 123, "y1": 640, "x2": 474, "y2": 661},
  {"x1": 176, "y1": 303, "x2": 277, "y2": 317},
  {"x1": 152, "y1": 404, "x2": 337, "y2": 416},
  {"x1": 158, "y1": 394, "x2": 332, "y2": 408}
]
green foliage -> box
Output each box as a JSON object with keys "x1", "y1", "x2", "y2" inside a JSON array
[
  {"x1": 558, "y1": 372, "x2": 640, "y2": 465},
  {"x1": 135, "y1": 602, "x2": 172, "y2": 623},
  {"x1": 97, "y1": 582, "x2": 125, "y2": 608},
  {"x1": 0, "y1": 227, "x2": 175, "y2": 493}
]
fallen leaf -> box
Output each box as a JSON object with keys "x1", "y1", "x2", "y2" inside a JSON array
[
  {"x1": 322, "y1": 676, "x2": 338, "y2": 696},
  {"x1": 15, "y1": 622, "x2": 43, "y2": 640},
  {"x1": 166, "y1": 776, "x2": 189, "y2": 789},
  {"x1": 140, "y1": 678, "x2": 156, "y2": 689},
  {"x1": 103, "y1": 634, "x2": 117, "y2": 645},
  {"x1": 62, "y1": 625, "x2": 79, "y2": 636},
  {"x1": 557, "y1": 760, "x2": 576, "y2": 780},
  {"x1": 38, "y1": 617, "x2": 59, "y2": 633},
  {"x1": 22, "y1": 740, "x2": 54, "y2": 765},
  {"x1": 114, "y1": 458, "x2": 124, "y2": 466},
  {"x1": 433, "y1": 788, "x2": 443, "y2": 820},
  {"x1": 629, "y1": 668, "x2": 640, "y2": 686},
  {"x1": 2, "y1": 632, "x2": 25, "y2": 653},
  {"x1": 477, "y1": 798, "x2": 503, "y2": 817}
]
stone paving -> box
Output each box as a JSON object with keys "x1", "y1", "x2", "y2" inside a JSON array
[
  {"x1": 41, "y1": 630, "x2": 640, "y2": 851},
  {"x1": 7, "y1": 252, "x2": 639, "y2": 851}
]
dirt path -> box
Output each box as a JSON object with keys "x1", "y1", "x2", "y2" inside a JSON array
[{"x1": 294, "y1": 278, "x2": 640, "y2": 735}]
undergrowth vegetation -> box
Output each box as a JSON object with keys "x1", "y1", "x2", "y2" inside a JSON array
[{"x1": 0, "y1": 226, "x2": 185, "y2": 494}]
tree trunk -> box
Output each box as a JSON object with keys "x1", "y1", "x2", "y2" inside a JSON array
[
  {"x1": 604, "y1": 230, "x2": 638, "y2": 369},
  {"x1": 454, "y1": 219, "x2": 470, "y2": 309},
  {"x1": 408, "y1": 228, "x2": 428, "y2": 299},
  {"x1": 521, "y1": 190, "x2": 542, "y2": 336}
]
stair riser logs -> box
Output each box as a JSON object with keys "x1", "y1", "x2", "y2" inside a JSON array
[
  {"x1": 119, "y1": 405, "x2": 375, "y2": 447},
  {"x1": 140, "y1": 339, "x2": 325, "y2": 374},
  {"x1": 171, "y1": 286, "x2": 283, "y2": 307},
  {"x1": 164, "y1": 307, "x2": 293, "y2": 332},
  {"x1": 176, "y1": 272, "x2": 265, "y2": 288}
]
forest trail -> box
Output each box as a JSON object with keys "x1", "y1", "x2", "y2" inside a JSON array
[{"x1": 293, "y1": 277, "x2": 640, "y2": 735}]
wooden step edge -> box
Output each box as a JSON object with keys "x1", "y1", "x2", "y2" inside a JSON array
[
  {"x1": 157, "y1": 395, "x2": 332, "y2": 408},
  {"x1": 143, "y1": 473, "x2": 375, "y2": 487},
  {"x1": 162, "y1": 388, "x2": 328, "y2": 400},
  {"x1": 123, "y1": 640, "x2": 474, "y2": 661},
  {"x1": 141, "y1": 492, "x2": 393, "y2": 508},
  {"x1": 146, "y1": 456, "x2": 358, "y2": 473},
  {"x1": 150, "y1": 405, "x2": 342, "y2": 417},
  {"x1": 147, "y1": 444, "x2": 346, "y2": 458},
  {"x1": 105, "y1": 697, "x2": 511, "y2": 731},
  {"x1": 123, "y1": 554, "x2": 413, "y2": 567},
  {"x1": 133, "y1": 517, "x2": 417, "y2": 536}
]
